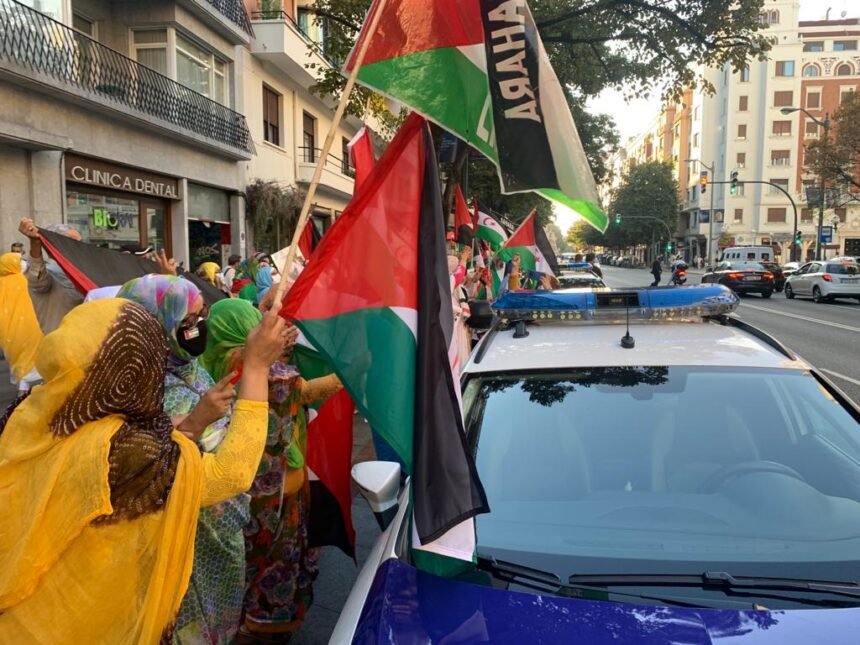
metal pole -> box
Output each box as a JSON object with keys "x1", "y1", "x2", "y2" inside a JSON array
[
  {"x1": 708, "y1": 159, "x2": 715, "y2": 267},
  {"x1": 816, "y1": 114, "x2": 831, "y2": 261}
]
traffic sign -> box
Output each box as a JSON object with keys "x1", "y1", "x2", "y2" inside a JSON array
[
  {"x1": 699, "y1": 210, "x2": 710, "y2": 223},
  {"x1": 820, "y1": 226, "x2": 833, "y2": 243}
]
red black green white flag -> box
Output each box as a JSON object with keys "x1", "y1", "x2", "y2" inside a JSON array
[
  {"x1": 282, "y1": 113, "x2": 489, "y2": 565},
  {"x1": 346, "y1": 0, "x2": 606, "y2": 232}
]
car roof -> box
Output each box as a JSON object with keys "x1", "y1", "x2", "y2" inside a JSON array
[{"x1": 465, "y1": 321, "x2": 807, "y2": 374}]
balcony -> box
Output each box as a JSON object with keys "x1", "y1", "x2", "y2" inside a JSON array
[
  {"x1": 0, "y1": 0, "x2": 253, "y2": 159},
  {"x1": 250, "y1": 9, "x2": 333, "y2": 90},
  {"x1": 297, "y1": 147, "x2": 355, "y2": 200},
  {"x1": 178, "y1": 0, "x2": 253, "y2": 44}
]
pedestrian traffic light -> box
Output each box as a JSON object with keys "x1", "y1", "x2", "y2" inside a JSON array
[
  {"x1": 700, "y1": 171, "x2": 708, "y2": 195},
  {"x1": 615, "y1": 213, "x2": 622, "y2": 225},
  {"x1": 730, "y1": 170, "x2": 739, "y2": 196},
  {"x1": 794, "y1": 230, "x2": 802, "y2": 245}
]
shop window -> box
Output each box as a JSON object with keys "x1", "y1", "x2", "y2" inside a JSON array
[
  {"x1": 773, "y1": 91, "x2": 793, "y2": 107},
  {"x1": 303, "y1": 112, "x2": 316, "y2": 162},
  {"x1": 772, "y1": 120, "x2": 792, "y2": 136},
  {"x1": 738, "y1": 95, "x2": 748, "y2": 111},
  {"x1": 263, "y1": 85, "x2": 281, "y2": 146},
  {"x1": 736, "y1": 152, "x2": 746, "y2": 169},
  {"x1": 771, "y1": 150, "x2": 790, "y2": 166},
  {"x1": 803, "y1": 42, "x2": 824, "y2": 52},
  {"x1": 767, "y1": 208, "x2": 787, "y2": 223},
  {"x1": 775, "y1": 61, "x2": 794, "y2": 77},
  {"x1": 66, "y1": 190, "x2": 167, "y2": 252},
  {"x1": 188, "y1": 183, "x2": 230, "y2": 222},
  {"x1": 834, "y1": 41, "x2": 858, "y2": 52}
]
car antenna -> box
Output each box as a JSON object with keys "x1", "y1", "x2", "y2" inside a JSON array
[{"x1": 620, "y1": 304, "x2": 635, "y2": 349}]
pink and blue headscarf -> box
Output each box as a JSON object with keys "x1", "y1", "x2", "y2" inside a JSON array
[{"x1": 117, "y1": 274, "x2": 202, "y2": 363}]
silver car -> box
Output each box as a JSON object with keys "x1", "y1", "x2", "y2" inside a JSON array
[{"x1": 785, "y1": 261, "x2": 860, "y2": 303}]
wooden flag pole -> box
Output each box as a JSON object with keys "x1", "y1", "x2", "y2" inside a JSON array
[{"x1": 272, "y1": 0, "x2": 388, "y2": 309}]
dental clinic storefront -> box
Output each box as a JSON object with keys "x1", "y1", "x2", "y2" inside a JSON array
[{"x1": 65, "y1": 154, "x2": 181, "y2": 253}]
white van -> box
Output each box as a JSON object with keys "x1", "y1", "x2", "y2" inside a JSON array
[{"x1": 719, "y1": 246, "x2": 777, "y2": 264}]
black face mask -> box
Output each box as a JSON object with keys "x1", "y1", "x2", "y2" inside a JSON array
[{"x1": 177, "y1": 319, "x2": 208, "y2": 357}]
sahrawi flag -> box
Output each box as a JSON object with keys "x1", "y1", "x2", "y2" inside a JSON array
[
  {"x1": 282, "y1": 113, "x2": 489, "y2": 571},
  {"x1": 346, "y1": 0, "x2": 607, "y2": 232},
  {"x1": 476, "y1": 210, "x2": 508, "y2": 252},
  {"x1": 494, "y1": 209, "x2": 559, "y2": 293}
]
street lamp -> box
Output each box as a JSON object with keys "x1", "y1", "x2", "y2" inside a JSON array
[
  {"x1": 781, "y1": 106, "x2": 831, "y2": 261},
  {"x1": 684, "y1": 158, "x2": 716, "y2": 268}
]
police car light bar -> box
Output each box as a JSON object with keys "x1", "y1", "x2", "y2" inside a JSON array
[
  {"x1": 563, "y1": 262, "x2": 595, "y2": 270},
  {"x1": 492, "y1": 285, "x2": 739, "y2": 323}
]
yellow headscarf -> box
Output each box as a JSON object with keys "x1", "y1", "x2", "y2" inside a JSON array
[
  {"x1": 0, "y1": 252, "x2": 42, "y2": 380},
  {"x1": 0, "y1": 299, "x2": 203, "y2": 644},
  {"x1": 197, "y1": 261, "x2": 221, "y2": 285}
]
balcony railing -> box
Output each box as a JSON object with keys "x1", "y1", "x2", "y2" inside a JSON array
[
  {"x1": 204, "y1": 0, "x2": 253, "y2": 35},
  {"x1": 299, "y1": 146, "x2": 355, "y2": 178},
  {"x1": 0, "y1": 0, "x2": 253, "y2": 155}
]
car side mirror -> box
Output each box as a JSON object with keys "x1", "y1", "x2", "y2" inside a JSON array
[{"x1": 352, "y1": 461, "x2": 401, "y2": 531}]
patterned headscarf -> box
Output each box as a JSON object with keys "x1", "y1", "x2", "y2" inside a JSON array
[
  {"x1": 117, "y1": 274, "x2": 201, "y2": 363},
  {"x1": 200, "y1": 299, "x2": 262, "y2": 383}
]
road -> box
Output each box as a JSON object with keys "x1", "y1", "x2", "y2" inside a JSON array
[{"x1": 601, "y1": 266, "x2": 860, "y2": 405}]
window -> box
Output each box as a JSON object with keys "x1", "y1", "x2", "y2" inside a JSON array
[
  {"x1": 341, "y1": 137, "x2": 352, "y2": 175},
  {"x1": 834, "y1": 40, "x2": 858, "y2": 52},
  {"x1": 771, "y1": 150, "x2": 790, "y2": 166},
  {"x1": 133, "y1": 30, "x2": 168, "y2": 76},
  {"x1": 802, "y1": 64, "x2": 820, "y2": 77},
  {"x1": 767, "y1": 207, "x2": 787, "y2": 223},
  {"x1": 262, "y1": 86, "x2": 280, "y2": 146},
  {"x1": 740, "y1": 65, "x2": 750, "y2": 82},
  {"x1": 738, "y1": 95, "x2": 749, "y2": 111},
  {"x1": 693, "y1": 133, "x2": 699, "y2": 147},
  {"x1": 733, "y1": 183, "x2": 745, "y2": 196},
  {"x1": 20, "y1": 0, "x2": 63, "y2": 20},
  {"x1": 773, "y1": 91, "x2": 794, "y2": 107},
  {"x1": 801, "y1": 208, "x2": 813, "y2": 222},
  {"x1": 769, "y1": 10, "x2": 779, "y2": 24},
  {"x1": 736, "y1": 152, "x2": 746, "y2": 169},
  {"x1": 737, "y1": 124, "x2": 747, "y2": 139},
  {"x1": 836, "y1": 63, "x2": 855, "y2": 77},
  {"x1": 734, "y1": 208, "x2": 744, "y2": 223},
  {"x1": 73, "y1": 13, "x2": 96, "y2": 37},
  {"x1": 807, "y1": 91, "x2": 821, "y2": 109},
  {"x1": 772, "y1": 120, "x2": 792, "y2": 136},
  {"x1": 803, "y1": 41, "x2": 824, "y2": 52},
  {"x1": 805, "y1": 119, "x2": 820, "y2": 138},
  {"x1": 674, "y1": 124, "x2": 680, "y2": 138},
  {"x1": 842, "y1": 89, "x2": 857, "y2": 104},
  {"x1": 835, "y1": 207, "x2": 847, "y2": 223},
  {"x1": 694, "y1": 107, "x2": 700, "y2": 121},
  {"x1": 775, "y1": 61, "x2": 795, "y2": 77},
  {"x1": 769, "y1": 179, "x2": 789, "y2": 195},
  {"x1": 302, "y1": 112, "x2": 316, "y2": 162}
]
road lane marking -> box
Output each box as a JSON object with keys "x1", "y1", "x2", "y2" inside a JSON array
[
  {"x1": 820, "y1": 369, "x2": 860, "y2": 387},
  {"x1": 740, "y1": 303, "x2": 860, "y2": 334}
]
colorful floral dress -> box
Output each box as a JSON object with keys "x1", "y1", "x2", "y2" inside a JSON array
[
  {"x1": 242, "y1": 364, "x2": 320, "y2": 636},
  {"x1": 165, "y1": 360, "x2": 251, "y2": 645}
]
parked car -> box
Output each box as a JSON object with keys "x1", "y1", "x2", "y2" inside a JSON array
[
  {"x1": 557, "y1": 271, "x2": 606, "y2": 289},
  {"x1": 701, "y1": 261, "x2": 775, "y2": 298},
  {"x1": 784, "y1": 261, "x2": 860, "y2": 303},
  {"x1": 760, "y1": 261, "x2": 786, "y2": 292},
  {"x1": 782, "y1": 261, "x2": 801, "y2": 278}
]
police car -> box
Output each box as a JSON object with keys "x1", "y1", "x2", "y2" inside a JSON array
[{"x1": 333, "y1": 286, "x2": 860, "y2": 643}]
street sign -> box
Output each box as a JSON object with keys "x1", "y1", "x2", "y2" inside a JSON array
[
  {"x1": 714, "y1": 210, "x2": 724, "y2": 223},
  {"x1": 699, "y1": 210, "x2": 710, "y2": 223},
  {"x1": 820, "y1": 226, "x2": 833, "y2": 243}
]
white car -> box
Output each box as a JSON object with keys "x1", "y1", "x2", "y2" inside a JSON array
[
  {"x1": 784, "y1": 261, "x2": 860, "y2": 303},
  {"x1": 333, "y1": 286, "x2": 860, "y2": 643}
]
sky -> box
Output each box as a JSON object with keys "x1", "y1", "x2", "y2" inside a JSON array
[{"x1": 555, "y1": 0, "x2": 854, "y2": 233}]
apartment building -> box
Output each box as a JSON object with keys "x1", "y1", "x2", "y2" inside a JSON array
[
  {"x1": 0, "y1": 0, "x2": 255, "y2": 267},
  {"x1": 611, "y1": 0, "x2": 859, "y2": 263}
]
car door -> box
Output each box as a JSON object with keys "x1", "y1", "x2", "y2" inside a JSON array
[{"x1": 797, "y1": 263, "x2": 817, "y2": 295}]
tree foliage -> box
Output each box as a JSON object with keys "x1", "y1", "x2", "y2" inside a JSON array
[
  {"x1": 245, "y1": 180, "x2": 305, "y2": 253},
  {"x1": 581, "y1": 162, "x2": 679, "y2": 249},
  {"x1": 804, "y1": 92, "x2": 860, "y2": 199}
]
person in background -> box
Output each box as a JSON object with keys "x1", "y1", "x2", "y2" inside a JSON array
[
  {"x1": 0, "y1": 253, "x2": 42, "y2": 394},
  {"x1": 222, "y1": 254, "x2": 242, "y2": 295},
  {"x1": 651, "y1": 255, "x2": 663, "y2": 287},
  {"x1": 18, "y1": 218, "x2": 84, "y2": 334},
  {"x1": 196, "y1": 261, "x2": 223, "y2": 291},
  {"x1": 200, "y1": 299, "x2": 340, "y2": 642},
  {"x1": 585, "y1": 252, "x2": 603, "y2": 278},
  {"x1": 117, "y1": 275, "x2": 259, "y2": 644},
  {"x1": 10, "y1": 242, "x2": 27, "y2": 273},
  {"x1": 0, "y1": 298, "x2": 286, "y2": 643},
  {"x1": 573, "y1": 253, "x2": 584, "y2": 263},
  {"x1": 255, "y1": 263, "x2": 274, "y2": 307}
]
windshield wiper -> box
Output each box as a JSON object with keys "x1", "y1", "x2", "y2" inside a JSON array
[
  {"x1": 475, "y1": 557, "x2": 701, "y2": 607},
  {"x1": 568, "y1": 571, "x2": 860, "y2": 602}
]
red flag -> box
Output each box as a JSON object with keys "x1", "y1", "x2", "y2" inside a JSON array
[
  {"x1": 472, "y1": 197, "x2": 479, "y2": 233},
  {"x1": 348, "y1": 126, "x2": 376, "y2": 191},
  {"x1": 298, "y1": 221, "x2": 314, "y2": 260},
  {"x1": 454, "y1": 185, "x2": 473, "y2": 246}
]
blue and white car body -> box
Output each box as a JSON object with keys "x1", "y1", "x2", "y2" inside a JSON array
[{"x1": 333, "y1": 286, "x2": 860, "y2": 644}]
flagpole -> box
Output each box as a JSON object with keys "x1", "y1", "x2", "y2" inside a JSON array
[{"x1": 272, "y1": 0, "x2": 389, "y2": 309}]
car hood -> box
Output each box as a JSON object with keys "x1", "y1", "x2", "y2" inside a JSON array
[{"x1": 352, "y1": 559, "x2": 859, "y2": 644}]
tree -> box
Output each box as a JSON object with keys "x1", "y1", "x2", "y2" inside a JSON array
[
  {"x1": 245, "y1": 180, "x2": 305, "y2": 253},
  {"x1": 599, "y1": 162, "x2": 679, "y2": 249},
  {"x1": 566, "y1": 219, "x2": 604, "y2": 250},
  {"x1": 804, "y1": 92, "x2": 860, "y2": 197}
]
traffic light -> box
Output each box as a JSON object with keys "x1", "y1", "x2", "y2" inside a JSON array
[
  {"x1": 700, "y1": 171, "x2": 709, "y2": 195},
  {"x1": 666, "y1": 241, "x2": 674, "y2": 253},
  {"x1": 729, "y1": 170, "x2": 739, "y2": 196},
  {"x1": 614, "y1": 213, "x2": 622, "y2": 225},
  {"x1": 794, "y1": 230, "x2": 802, "y2": 245}
]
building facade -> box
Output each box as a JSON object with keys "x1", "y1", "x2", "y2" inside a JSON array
[{"x1": 611, "y1": 0, "x2": 859, "y2": 263}]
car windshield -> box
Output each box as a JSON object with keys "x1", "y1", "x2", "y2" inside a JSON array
[
  {"x1": 729, "y1": 262, "x2": 767, "y2": 271},
  {"x1": 464, "y1": 367, "x2": 860, "y2": 582},
  {"x1": 826, "y1": 264, "x2": 859, "y2": 275}
]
